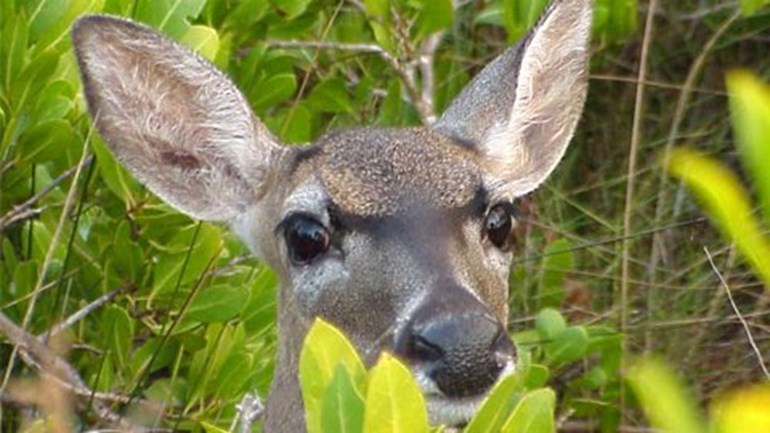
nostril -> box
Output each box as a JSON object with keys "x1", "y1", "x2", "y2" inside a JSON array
[{"x1": 407, "y1": 334, "x2": 444, "y2": 363}]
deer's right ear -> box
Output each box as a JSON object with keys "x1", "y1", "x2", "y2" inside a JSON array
[{"x1": 72, "y1": 16, "x2": 283, "y2": 222}]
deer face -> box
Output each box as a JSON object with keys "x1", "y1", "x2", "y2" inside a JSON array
[{"x1": 72, "y1": 0, "x2": 592, "y2": 429}]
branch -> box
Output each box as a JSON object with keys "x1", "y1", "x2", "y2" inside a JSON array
[
  {"x1": 43, "y1": 285, "x2": 128, "y2": 339},
  {"x1": 0, "y1": 311, "x2": 139, "y2": 430},
  {"x1": 0, "y1": 155, "x2": 93, "y2": 234},
  {"x1": 704, "y1": 247, "x2": 770, "y2": 379}
]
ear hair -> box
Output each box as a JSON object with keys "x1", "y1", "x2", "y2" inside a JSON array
[
  {"x1": 73, "y1": 15, "x2": 283, "y2": 221},
  {"x1": 435, "y1": 0, "x2": 592, "y2": 197}
]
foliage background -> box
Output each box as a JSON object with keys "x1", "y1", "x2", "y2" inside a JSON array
[{"x1": 1, "y1": 0, "x2": 769, "y2": 431}]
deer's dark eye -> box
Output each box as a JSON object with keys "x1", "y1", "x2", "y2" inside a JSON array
[
  {"x1": 284, "y1": 216, "x2": 331, "y2": 264},
  {"x1": 484, "y1": 203, "x2": 515, "y2": 251}
]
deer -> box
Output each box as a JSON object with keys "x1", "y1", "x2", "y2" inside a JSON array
[{"x1": 71, "y1": 0, "x2": 592, "y2": 430}]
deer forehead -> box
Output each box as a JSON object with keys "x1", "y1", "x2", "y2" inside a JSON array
[{"x1": 302, "y1": 127, "x2": 483, "y2": 218}]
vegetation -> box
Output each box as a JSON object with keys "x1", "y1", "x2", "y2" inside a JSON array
[{"x1": 1, "y1": 0, "x2": 770, "y2": 432}]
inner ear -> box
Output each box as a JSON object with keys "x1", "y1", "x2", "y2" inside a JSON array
[
  {"x1": 73, "y1": 15, "x2": 283, "y2": 222},
  {"x1": 435, "y1": 0, "x2": 592, "y2": 197}
]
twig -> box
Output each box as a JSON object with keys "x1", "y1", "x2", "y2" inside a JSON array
[
  {"x1": 1, "y1": 144, "x2": 94, "y2": 394},
  {"x1": 264, "y1": 39, "x2": 385, "y2": 55},
  {"x1": 43, "y1": 285, "x2": 128, "y2": 339},
  {"x1": 0, "y1": 311, "x2": 137, "y2": 429},
  {"x1": 232, "y1": 393, "x2": 264, "y2": 433},
  {"x1": 0, "y1": 155, "x2": 94, "y2": 233},
  {"x1": 704, "y1": 247, "x2": 770, "y2": 380},
  {"x1": 417, "y1": 32, "x2": 443, "y2": 125}
]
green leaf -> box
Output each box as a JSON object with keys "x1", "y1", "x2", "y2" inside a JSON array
[
  {"x1": 727, "y1": 71, "x2": 770, "y2": 226},
  {"x1": 271, "y1": 0, "x2": 312, "y2": 19},
  {"x1": 134, "y1": 0, "x2": 206, "y2": 38},
  {"x1": 151, "y1": 224, "x2": 224, "y2": 298},
  {"x1": 666, "y1": 147, "x2": 770, "y2": 287},
  {"x1": 416, "y1": 0, "x2": 453, "y2": 37},
  {"x1": 538, "y1": 239, "x2": 572, "y2": 308},
  {"x1": 501, "y1": 388, "x2": 556, "y2": 433},
  {"x1": 200, "y1": 421, "x2": 230, "y2": 433},
  {"x1": 465, "y1": 374, "x2": 523, "y2": 433},
  {"x1": 300, "y1": 319, "x2": 367, "y2": 433},
  {"x1": 277, "y1": 103, "x2": 314, "y2": 143},
  {"x1": 28, "y1": 0, "x2": 69, "y2": 38},
  {"x1": 186, "y1": 284, "x2": 249, "y2": 323},
  {"x1": 627, "y1": 358, "x2": 707, "y2": 433},
  {"x1": 544, "y1": 326, "x2": 589, "y2": 365},
  {"x1": 363, "y1": 353, "x2": 429, "y2": 433},
  {"x1": 250, "y1": 73, "x2": 297, "y2": 110},
  {"x1": 502, "y1": 0, "x2": 549, "y2": 41},
  {"x1": 377, "y1": 80, "x2": 403, "y2": 126},
  {"x1": 180, "y1": 25, "x2": 219, "y2": 61},
  {"x1": 321, "y1": 365, "x2": 365, "y2": 433},
  {"x1": 91, "y1": 135, "x2": 138, "y2": 206},
  {"x1": 306, "y1": 78, "x2": 354, "y2": 114},
  {"x1": 523, "y1": 365, "x2": 549, "y2": 389},
  {"x1": 593, "y1": 0, "x2": 638, "y2": 42},
  {"x1": 224, "y1": 0, "x2": 270, "y2": 30},
  {"x1": 363, "y1": 0, "x2": 389, "y2": 18},
  {"x1": 738, "y1": 0, "x2": 770, "y2": 15},
  {"x1": 103, "y1": 305, "x2": 134, "y2": 370},
  {"x1": 213, "y1": 351, "x2": 252, "y2": 397},
  {"x1": 534, "y1": 308, "x2": 566, "y2": 341}
]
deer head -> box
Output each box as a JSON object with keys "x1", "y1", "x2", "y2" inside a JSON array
[{"x1": 71, "y1": 0, "x2": 592, "y2": 430}]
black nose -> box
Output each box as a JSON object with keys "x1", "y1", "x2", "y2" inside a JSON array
[{"x1": 394, "y1": 290, "x2": 516, "y2": 398}]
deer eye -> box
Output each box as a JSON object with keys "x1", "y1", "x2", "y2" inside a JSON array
[
  {"x1": 284, "y1": 215, "x2": 331, "y2": 264},
  {"x1": 484, "y1": 203, "x2": 515, "y2": 251}
]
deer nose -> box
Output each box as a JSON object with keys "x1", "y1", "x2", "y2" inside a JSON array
[{"x1": 394, "y1": 294, "x2": 516, "y2": 398}]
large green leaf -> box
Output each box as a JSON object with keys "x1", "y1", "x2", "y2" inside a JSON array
[
  {"x1": 134, "y1": 0, "x2": 206, "y2": 38},
  {"x1": 103, "y1": 305, "x2": 134, "y2": 371},
  {"x1": 180, "y1": 25, "x2": 220, "y2": 61},
  {"x1": 666, "y1": 147, "x2": 770, "y2": 287},
  {"x1": 627, "y1": 358, "x2": 707, "y2": 433},
  {"x1": 186, "y1": 284, "x2": 249, "y2": 323},
  {"x1": 501, "y1": 388, "x2": 556, "y2": 433},
  {"x1": 250, "y1": 73, "x2": 297, "y2": 110},
  {"x1": 363, "y1": 353, "x2": 429, "y2": 433},
  {"x1": 727, "y1": 71, "x2": 770, "y2": 227},
  {"x1": 544, "y1": 326, "x2": 589, "y2": 365},
  {"x1": 151, "y1": 223, "x2": 224, "y2": 299},
  {"x1": 415, "y1": 0, "x2": 453, "y2": 37},
  {"x1": 534, "y1": 308, "x2": 566, "y2": 341},
  {"x1": 306, "y1": 78, "x2": 354, "y2": 114},
  {"x1": 300, "y1": 319, "x2": 367, "y2": 433},
  {"x1": 270, "y1": 0, "x2": 312, "y2": 19},
  {"x1": 321, "y1": 365, "x2": 365, "y2": 433},
  {"x1": 465, "y1": 374, "x2": 523, "y2": 433}
]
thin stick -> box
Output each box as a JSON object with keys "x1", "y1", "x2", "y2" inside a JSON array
[
  {"x1": 264, "y1": 39, "x2": 386, "y2": 55},
  {"x1": 704, "y1": 247, "x2": 770, "y2": 379},
  {"x1": 0, "y1": 156, "x2": 94, "y2": 233},
  {"x1": 44, "y1": 285, "x2": 127, "y2": 339},
  {"x1": 620, "y1": 0, "x2": 659, "y2": 421},
  {"x1": 0, "y1": 311, "x2": 137, "y2": 429},
  {"x1": 1, "y1": 140, "x2": 93, "y2": 392}
]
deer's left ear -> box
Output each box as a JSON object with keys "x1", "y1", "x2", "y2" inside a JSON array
[{"x1": 435, "y1": 0, "x2": 592, "y2": 196}]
